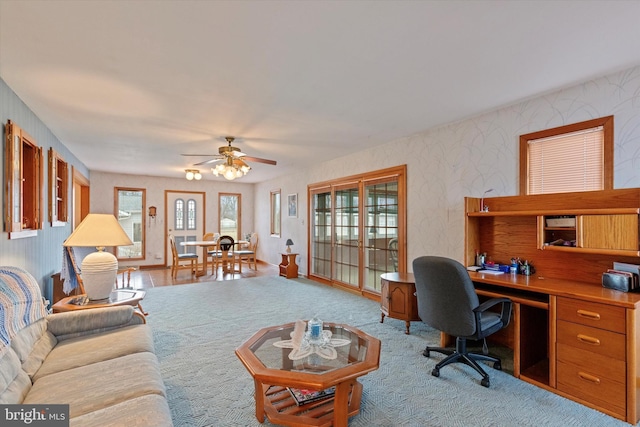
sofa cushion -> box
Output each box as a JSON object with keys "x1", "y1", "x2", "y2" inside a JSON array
[
  {"x1": 0, "y1": 348, "x2": 31, "y2": 404},
  {"x1": 25, "y1": 352, "x2": 166, "y2": 418},
  {"x1": 33, "y1": 324, "x2": 155, "y2": 381},
  {"x1": 69, "y1": 394, "x2": 173, "y2": 427},
  {"x1": 10, "y1": 319, "x2": 57, "y2": 378}
]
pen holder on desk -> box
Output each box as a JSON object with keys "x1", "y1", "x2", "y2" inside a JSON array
[{"x1": 519, "y1": 264, "x2": 535, "y2": 276}]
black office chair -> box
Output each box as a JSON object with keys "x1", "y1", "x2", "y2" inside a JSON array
[{"x1": 412, "y1": 256, "x2": 512, "y2": 387}]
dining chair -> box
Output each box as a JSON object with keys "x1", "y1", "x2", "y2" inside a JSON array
[
  {"x1": 213, "y1": 235, "x2": 239, "y2": 273},
  {"x1": 235, "y1": 232, "x2": 259, "y2": 270},
  {"x1": 203, "y1": 232, "x2": 219, "y2": 274},
  {"x1": 169, "y1": 234, "x2": 198, "y2": 279}
]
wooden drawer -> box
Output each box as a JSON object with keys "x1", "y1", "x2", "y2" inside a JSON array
[
  {"x1": 557, "y1": 342, "x2": 626, "y2": 384},
  {"x1": 557, "y1": 297, "x2": 625, "y2": 333},
  {"x1": 557, "y1": 358, "x2": 626, "y2": 418},
  {"x1": 557, "y1": 319, "x2": 625, "y2": 360}
]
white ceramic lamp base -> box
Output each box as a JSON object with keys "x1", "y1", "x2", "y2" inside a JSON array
[{"x1": 81, "y1": 250, "x2": 118, "y2": 300}]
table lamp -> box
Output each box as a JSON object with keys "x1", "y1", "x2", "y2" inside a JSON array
[
  {"x1": 285, "y1": 239, "x2": 294, "y2": 253},
  {"x1": 63, "y1": 214, "x2": 133, "y2": 300}
]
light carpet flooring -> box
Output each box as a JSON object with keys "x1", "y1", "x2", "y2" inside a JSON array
[{"x1": 142, "y1": 276, "x2": 630, "y2": 427}]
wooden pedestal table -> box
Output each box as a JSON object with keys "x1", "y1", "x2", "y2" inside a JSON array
[{"x1": 236, "y1": 321, "x2": 381, "y2": 427}]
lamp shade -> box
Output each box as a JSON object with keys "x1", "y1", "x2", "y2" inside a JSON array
[
  {"x1": 63, "y1": 214, "x2": 133, "y2": 248},
  {"x1": 63, "y1": 214, "x2": 133, "y2": 300},
  {"x1": 285, "y1": 239, "x2": 294, "y2": 246}
]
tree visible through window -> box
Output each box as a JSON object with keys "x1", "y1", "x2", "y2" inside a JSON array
[{"x1": 519, "y1": 116, "x2": 613, "y2": 195}]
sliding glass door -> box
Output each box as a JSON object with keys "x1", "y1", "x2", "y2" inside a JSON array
[
  {"x1": 363, "y1": 178, "x2": 399, "y2": 292},
  {"x1": 308, "y1": 166, "x2": 406, "y2": 296},
  {"x1": 333, "y1": 183, "x2": 360, "y2": 288}
]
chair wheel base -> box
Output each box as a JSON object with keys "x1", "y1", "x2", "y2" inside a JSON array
[
  {"x1": 423, "y1": 349, "x2": 430, "y2": 357},
  {"x1": 431, "y1": 368, "x2": 440, "y2": 377},
  {"x1": 493, "y1": 360, "x2": 502, "y2": 370},
  {"x1": 481, "y1": 377, "x2": 490, "y2": 387}
]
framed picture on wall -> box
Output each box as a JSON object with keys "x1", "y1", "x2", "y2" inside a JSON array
[{"x1": 287, "y1": 194, "x2": 298, "y2": 218}]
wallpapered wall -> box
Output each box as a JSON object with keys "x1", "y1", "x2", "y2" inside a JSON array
[
  {"x1": 255, "y1": 66, "x2": 640, "y2": 275},
  {"x1": 0, "y1": 78, "x2": 90, "y2": 295}
]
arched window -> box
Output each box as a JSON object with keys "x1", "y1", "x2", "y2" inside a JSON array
[
  {"x1": 187, "y1": 199, "x2": 196, "y2": 230},
  {"x1": 175, "y1": 199, "x2": 185, "y2": 230}
]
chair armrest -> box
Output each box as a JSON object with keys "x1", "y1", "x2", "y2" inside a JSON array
[
  {"x1": 474, "y1": 297, "x2": 512, "y2": 327},
  {"x1": 47, "y1": 306, "x2": 144, "y2": 341}
]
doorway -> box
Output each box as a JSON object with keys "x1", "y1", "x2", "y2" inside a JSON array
[
  {"x1": 165, "y1": 191, "x2": 205, "y2": 267},
  {"x1": 71, "y1": 167, "x2": 90, "y2": 228}
]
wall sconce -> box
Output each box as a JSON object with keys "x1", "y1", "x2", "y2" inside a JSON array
[{"x1": 185, "y1": 169, "x2": 202, "y2": 180}]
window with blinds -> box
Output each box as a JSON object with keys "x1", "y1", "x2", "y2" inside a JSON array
[{"x1": 519, "y1": 116, "x2": 613, "y2": 195}]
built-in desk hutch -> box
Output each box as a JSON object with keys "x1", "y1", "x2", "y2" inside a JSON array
[{"x1": 464, "y1": 188, "x2": 640, "y2": 424}]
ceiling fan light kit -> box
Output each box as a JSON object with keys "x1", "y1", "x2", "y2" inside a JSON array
[
  {"x1": 212, "y1": 157, "x2": 251, "y2": 180},
  {"x1": 185, "y1": 169, "x2": 202, "y2": 180},
  {"x1": 182, "y1": 136, "x2": 277, "y2": 181}
]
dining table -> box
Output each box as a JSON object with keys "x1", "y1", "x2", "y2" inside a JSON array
[{"x1": 180, "y1": 239, "x2": 248, "y2": 276}]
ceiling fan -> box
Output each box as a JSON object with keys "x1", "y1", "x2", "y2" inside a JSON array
[
  {"x1": 182, "y1": 136, "x2": 277, "y2": 166},
  {"x1": 181, "y1": 136, "x2": 277, "y2": 180}
]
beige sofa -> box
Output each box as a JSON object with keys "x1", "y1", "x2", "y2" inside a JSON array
[{"x1": 0, "y1": 266, "x2": 173, "y2": 426}]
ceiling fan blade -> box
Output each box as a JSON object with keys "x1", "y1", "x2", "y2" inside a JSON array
[
  {"x1": 181, "y1": 154, "x2": 217, "y2": 157},
  {"x1": 193, "y1": 158, "x2": 223, "y2": 166},
  {"x1": 242, "y1": 155, "x2": 277, "y2": 165}
]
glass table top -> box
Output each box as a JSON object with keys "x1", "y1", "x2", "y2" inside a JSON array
[{"x1": 249, "y1": 323, "x2": 371, "y2": 375}]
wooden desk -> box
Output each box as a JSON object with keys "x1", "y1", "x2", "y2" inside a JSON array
[
  {"x1": 468, "y1": 270, "x2": 640, "y2": 423},
  {"x1": 379, "y1": 272, "x2": 420, "y2": 334},
  {"x1": 464, "y1": 189, "x2": 640, "y2": 423}
]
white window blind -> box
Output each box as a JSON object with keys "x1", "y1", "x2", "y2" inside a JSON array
[{"x1": 527, "y1": 126, "x2": 604, "y2": 194}]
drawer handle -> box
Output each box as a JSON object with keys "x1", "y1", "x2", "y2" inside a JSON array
[
  {"x1": 578, "y1": 371, "x2": 601, "y2": 385},
  {"x1": 576, "y1": 309, "x2": 600, "y2": 320},
  {"x1": 577, "y1": 334, "x2": 601, "y2": 346}
]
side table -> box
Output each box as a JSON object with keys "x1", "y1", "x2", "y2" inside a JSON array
[
  {"x1": 52, "y1": 289, "x2": 147, "y2": 319},
  {"x1": 380, "y1": 272, "x2": 420, "y2": 334},
  {"x1": 279, "y1": 253, "x2": 299, "y2": 278}
]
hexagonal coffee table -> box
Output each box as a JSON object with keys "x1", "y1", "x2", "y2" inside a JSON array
[{"x1": 235, "y1": 321, "x2": 381, "y2": 427}]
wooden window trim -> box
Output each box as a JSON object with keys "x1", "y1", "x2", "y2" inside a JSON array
[
  {"x1": 270, "y1": 190, "x2": 281, "y2": 237},
  {"x1": 49, "y1": 148, "x2": 69, "y2": 226},
  {"x1": 4, "y1": 120, "x2": 43, "y2": 238},
  {"x1": 519, "y1": 116, "x2": 613, "y2": 195}
]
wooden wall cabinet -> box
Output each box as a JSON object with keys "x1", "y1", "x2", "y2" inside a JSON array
[
  {"x1": 4, "y1": 120, "x2": 43, "y2": 238},
  {"x1": 48, "y1": 148, "x2": 69, "y2": 226},
  {"x1": 539, "y1": 212, "x2": 639, "y2": 256}
]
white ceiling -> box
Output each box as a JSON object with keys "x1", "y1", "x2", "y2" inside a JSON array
[{"x1": 1, "y1": 1, "x2": 640, "y2": 183}]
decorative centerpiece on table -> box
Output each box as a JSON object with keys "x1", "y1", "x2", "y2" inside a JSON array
[{"x1": 273, "y1": 318, "x2": 350, "y2": 360}]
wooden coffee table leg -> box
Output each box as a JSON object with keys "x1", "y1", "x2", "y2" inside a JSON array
[
  {"x1": 333, "y1": 380, "x2": 353, "y2": 427},
  {"x1": 254, "y1": 379, "x2": 265, "y2": 423}
]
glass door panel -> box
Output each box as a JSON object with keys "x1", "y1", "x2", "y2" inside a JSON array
[
  {"x1": 363, "y1": 180, "x2": 399, "y2": 292},
  {"x1": 333, "y1": 185, "x2": 360, "y2": 288},
  {"x1": 310, "y1": 189, "x2": 332, "y2": 279}
]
